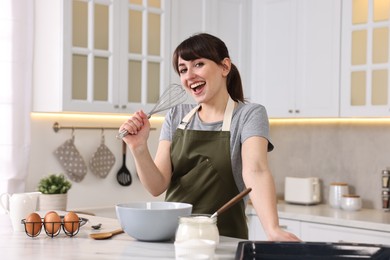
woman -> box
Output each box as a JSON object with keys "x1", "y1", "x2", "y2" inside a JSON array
[{"x1": 119, "y1": 33, "x2": 299, "y2": 241}]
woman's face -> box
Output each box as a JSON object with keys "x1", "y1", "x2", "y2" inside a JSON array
[{"x1": 177, "y1": 57, "x2": 230, "y2": 104}]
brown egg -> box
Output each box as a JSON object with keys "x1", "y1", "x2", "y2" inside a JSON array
[
  {"x1": 44, "y1": 211, "x2": 61, "y2": 235},
  {"x1": 63, "y1": 211, "x2": 80, "y2": 234},
  {"x1": 25, "y1": 212, "x2": 42, "y2": 237}
]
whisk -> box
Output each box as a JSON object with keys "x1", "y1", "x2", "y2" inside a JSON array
[{"x1": 116, "y1": 83, "x2": 187, "y2": 139}]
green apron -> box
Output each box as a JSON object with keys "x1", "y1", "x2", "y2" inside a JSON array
[{"x1": 165, "y1": 97, "x2": 248, "y2": 239}]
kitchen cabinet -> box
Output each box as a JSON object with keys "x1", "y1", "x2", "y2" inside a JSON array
[
  {"x1": 33, "y1": 0, "x2": 170, "y2": 113},
  {"x1": 248, "y1": 214, "x2": 390, "y2": 245},
  {"x1": 340, "y1": 0, "x2": 390, "y2": 117},
  {"x1": 250, "y1": 0, "x2": 340, "y2": 118},
  {"x1": 301, "y1": 222, "x2": 390, "y2": 245},
  {"x1": 247, "y1": 211, "x2": 267, "y2": 240},
  {"x1": 169, "y1": 0, "x2": 251, "y2": 94}
]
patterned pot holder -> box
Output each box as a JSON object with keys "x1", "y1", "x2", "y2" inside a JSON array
[
  {"x1": 89, "y1": 132, "x2": 116, "y2": 178},
  {"x1": 53, "y1": 134, "x2": 87, "y2": 183}
]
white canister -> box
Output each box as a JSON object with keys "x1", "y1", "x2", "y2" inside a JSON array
[
  {"x1": 175, "y1": 214, "x2": 219, "y2": 259},
  {"x1": 328, "y1": 182, "x2": 349, "y2": 208},
  {"x1": 340, "y1": 194, "x2": 362, "y2": 211}
]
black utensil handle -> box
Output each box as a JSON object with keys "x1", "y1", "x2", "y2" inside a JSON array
[{"x1": 122, "y1": 141, "x2": 126, "y2": 155}]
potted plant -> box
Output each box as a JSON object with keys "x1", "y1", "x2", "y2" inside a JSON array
[{"x1": 37, "y1": 174, "x2": 72, "y2": 211}]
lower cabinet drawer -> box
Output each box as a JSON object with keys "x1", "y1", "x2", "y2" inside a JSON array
[
  {"x1": 246, "y1": 207, "x2": 390, "y2": 246},
  {"x1": 300, "y1": 222, "x2": 390, "y2": 245}
]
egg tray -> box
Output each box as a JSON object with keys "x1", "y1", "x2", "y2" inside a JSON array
[{"x1": 21, "y1": 216, "x2": 88, "y2": 238}]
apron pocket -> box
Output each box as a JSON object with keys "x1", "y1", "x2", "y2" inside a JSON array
[
  {"x1": 167, "y1": 159, "x2": 222, "y2": 211},
  {"x1": 179, "y1": 159, "x2": 218, "y2": 189}
]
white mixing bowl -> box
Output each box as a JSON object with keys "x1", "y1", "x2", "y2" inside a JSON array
[{"x1": 116, "y1": 201, "x2": 192, "y2": 241}]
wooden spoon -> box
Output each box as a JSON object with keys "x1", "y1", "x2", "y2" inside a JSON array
[
  {"x1": 210, "y1": 187, "x2": 252, "y2": 218},
  {"x1": 89, "y1": 229, "x2": 124, "y2": 240}
]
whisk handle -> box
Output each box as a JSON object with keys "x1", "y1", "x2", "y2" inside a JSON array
[
  {"x1": 116, "y1": 113, "x2": 152, "y2": 139},
  {"x1": 116, "y1": 129, "x2": 129, "y2": 139}
]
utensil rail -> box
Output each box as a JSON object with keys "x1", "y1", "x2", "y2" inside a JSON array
[{"x1": 52, "y1": 122, "x2": 156, "y2": 133}]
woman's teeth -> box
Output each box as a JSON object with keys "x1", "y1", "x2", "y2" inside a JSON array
[{"x1": 191, "y1": 82, "x2": 205, "y2": 91}]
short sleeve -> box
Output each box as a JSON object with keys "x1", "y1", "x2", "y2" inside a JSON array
[{"x1": 239, "y1": 104, "x2": 274, "y2": 152}]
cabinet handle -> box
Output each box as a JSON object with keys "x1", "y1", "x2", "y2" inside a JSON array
[
  {"x1": 121, "y1": 105, "x2": 127, "y2": 109},
  {"x1": 295, "y1": 109, "x2": 300, "y2": 113},
  {"x1": 288, "y1": 109, "x2": 293, "y2": 113},
  {"x1": 279, "y1": 225, "x2": 288, "y2": 230},
  {"x1": 114, "y1": 105, "x2": 119, "y2": 109}
]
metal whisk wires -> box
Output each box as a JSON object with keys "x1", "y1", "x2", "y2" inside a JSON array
[{"x1": 116, "y1": 84, "x2": 187, "y2": 139}]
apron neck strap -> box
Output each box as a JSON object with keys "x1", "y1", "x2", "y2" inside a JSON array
[{"x1": 178, "y1": 96, "x2": 235, "y2": 131}]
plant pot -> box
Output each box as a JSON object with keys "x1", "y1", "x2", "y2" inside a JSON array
[{"x1": 39, "y1": 193, "x2": 67, "y2": 211}]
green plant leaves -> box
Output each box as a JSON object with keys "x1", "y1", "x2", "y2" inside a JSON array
[{"x1": 38, "y1": 174, "x2": 72, "y2": 194}]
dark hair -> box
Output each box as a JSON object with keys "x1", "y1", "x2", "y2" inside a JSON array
[{"x1": 172, "y1": 33, "x2": 244, "y2": 102}]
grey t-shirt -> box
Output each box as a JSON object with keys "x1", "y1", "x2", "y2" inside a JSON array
[{"x1": 159, "y1": 101, "x2": 274, "y2": 193}]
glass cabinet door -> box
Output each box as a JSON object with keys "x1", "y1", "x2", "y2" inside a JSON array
[
  {"x1": 62, "y1": 0, "x2": 169, "y2": 113},
  {"x1": 71, "y1": 0, "x2": 112, "y2": 111},
  {"x1": 121, "y1": 0, "x2": 166, "y2": 112},
  {"x1": 341, "y1": 0, "x2": 390, "y2": 116}
]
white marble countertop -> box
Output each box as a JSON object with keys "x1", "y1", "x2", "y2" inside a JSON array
[
  {"x1": 0, "y1": 212, "x2": 241, "y2": 260},
  {"x1": 247, "y1": 201, "x2": 390, "y2": 233}
]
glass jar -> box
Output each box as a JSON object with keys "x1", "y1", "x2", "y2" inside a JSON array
[
  {"x1": 382, "y1": 170, "x2": 390, "y2": 189},
  {"x1": 382, "y1": 190, "x2": 390, "y2": 211},
  {"x1": 175, "y1": 214, "x2": 219, "y2": 259},
  {"x1": 175, "y1": 214, "x2": 219, "y2": 244}
]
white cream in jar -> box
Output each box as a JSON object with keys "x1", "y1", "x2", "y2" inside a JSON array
[{"x1": 175, "y1": 214, "x2": 219, "y2": 259}]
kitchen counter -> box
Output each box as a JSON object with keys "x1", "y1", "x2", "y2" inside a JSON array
[
  {"x1": 0, "y1": 213, "x2": 241, "y2": 259},
  {"x1": 247, "y1": 201, "x2": 390, "y2": 233}
]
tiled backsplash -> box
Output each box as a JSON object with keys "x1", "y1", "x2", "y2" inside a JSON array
[{"x1": 269, "y1": 121, "x2": 390, "y2": 210}]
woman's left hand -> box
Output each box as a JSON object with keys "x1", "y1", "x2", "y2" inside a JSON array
[{"x1": 267, "y1": 227, "x2": 301, "y2": 242}]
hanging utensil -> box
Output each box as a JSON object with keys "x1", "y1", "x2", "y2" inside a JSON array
[
  {"x1": 210, "y1": 188, "x2": 252, "y2": 218},
  {"x1": 116, "y1": 83, "x2": 187, "y2": 139},
  {"x1": 116, "y1": 141, "x2": 132, "y2": 186}
]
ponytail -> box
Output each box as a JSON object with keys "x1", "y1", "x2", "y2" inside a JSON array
[{"x1": 227, "y1": 64, "x2": 244, "y2": 102}]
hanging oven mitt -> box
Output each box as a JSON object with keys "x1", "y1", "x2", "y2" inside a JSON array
[
  {"x1": 53, "y1": 135, "x2": 87, "y2": 183},
  {"x1": 89, "y1": 133, "x2": 115, "y2": 178}
]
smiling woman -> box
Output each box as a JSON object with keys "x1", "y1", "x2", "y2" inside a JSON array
[{"x1": 0, "y1": 0, "x2": 34, "y2": 198}]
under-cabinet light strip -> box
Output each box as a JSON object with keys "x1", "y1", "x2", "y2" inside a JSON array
[
  {"x1": 31, "y1": 112, "x2": 390, "y2": 125},
  {"x1": 269, "y1": 118, "x2": 390, "y2": 125}
]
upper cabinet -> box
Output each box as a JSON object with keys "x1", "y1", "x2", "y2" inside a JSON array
[
  {"x1": 33, "y1": 0, "x2": 171, "y2": 113},
  {"x1": 340, "y1": 0, "x2": 390, "y2": 117},
  {"x1": 169, "y1": 0, "x2": 251, "y2": 96},
  {"x1": 250, "y1": 0, "x2": 341, "y2": 118},
  {"x1": 35, "y1": 0, "x2": 390, "y2": 118}
]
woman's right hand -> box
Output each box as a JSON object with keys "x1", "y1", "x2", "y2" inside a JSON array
[{"x1": 119, "y1": 110, "x2": 151, "y2": 148}]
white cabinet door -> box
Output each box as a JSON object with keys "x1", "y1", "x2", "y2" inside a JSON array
[
  {"x1": 251, "y1": 0, "x2": 340, "y2": 118},
  {"x1": 33, "y1": 0, "x2": 67, "y2": 112},
  {"x1": 33, "y1": 0, "x2": 170, "y2": 113},
  {"x1": 169, "y1": 0, "x2": 251, "y2": 95},
  {"x1": 247, "y1": 213, "x2": 268, "y2": 240},
  {"x1": 301, "y1": 222, "x2": 390, "y2": 245},
  {"x1": 340, "y1": 0, "x2": 390, "y2": 117}
]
